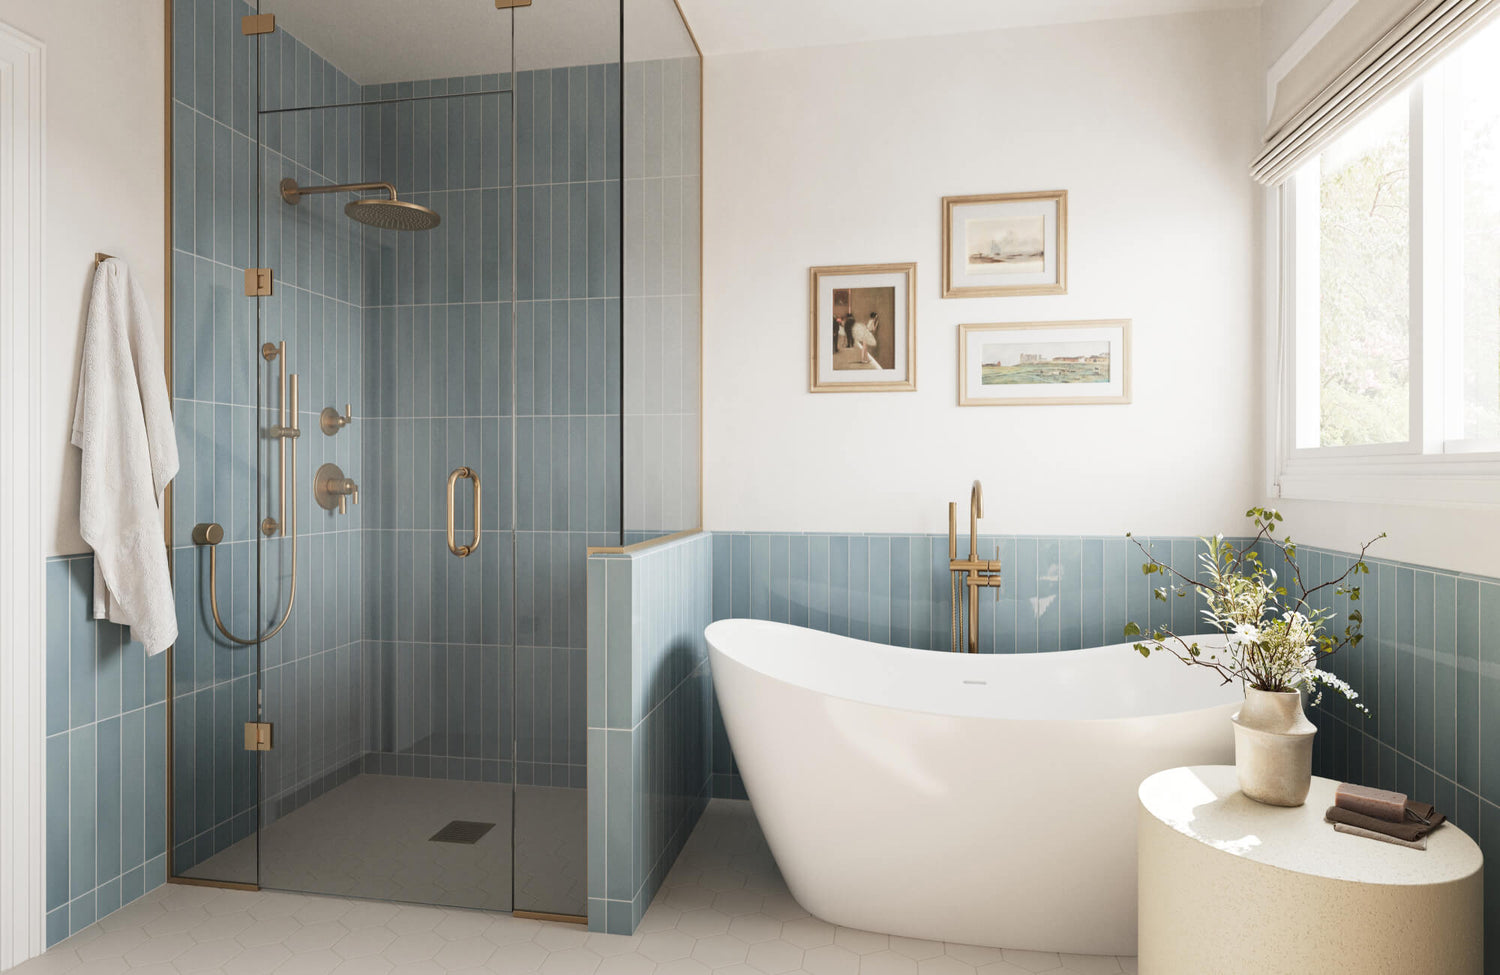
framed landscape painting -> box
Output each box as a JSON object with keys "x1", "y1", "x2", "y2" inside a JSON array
[
  {"x1": 809, "y1": 263, "x2": 917, "y2": 393},
  {"x1": 942, "y1": 190, "x2": 1067, "y2": 298},
  {"x1": 958, "y1": 320, "x2": 1130, "y2": 406}
]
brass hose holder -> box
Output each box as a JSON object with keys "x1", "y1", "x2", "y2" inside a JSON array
[{"x1": 192, "y1": 522, "x2": 225, "y2": 546}]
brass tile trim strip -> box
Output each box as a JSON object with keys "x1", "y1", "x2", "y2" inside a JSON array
[
  {"x1": 513, "y1": 910, "x2": 587, "y2": 925},
  {"x1": 586, "y1": 527, "x2": 704, "y2": 557},
  {"x1": 163, "y1": 0, "x2": 178, "y2": 889}
]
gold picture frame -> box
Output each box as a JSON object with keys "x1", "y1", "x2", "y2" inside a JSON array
[
  {"x1": 942, "y1": 190, "x2": 1068, "y2": 298},
  {"x1": 958, "y1": 319, "x2": 1131, "y2": 406},
  {"x1": 809, "y1": 263, "x2": 917, "y2": 393}
]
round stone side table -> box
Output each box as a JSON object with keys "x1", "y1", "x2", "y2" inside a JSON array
[{"x1": 1138, "y1": 765, "x2": 1483, "y2": 974}]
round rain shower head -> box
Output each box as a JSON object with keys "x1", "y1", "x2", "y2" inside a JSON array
[
  {"x1": 279, "y1": 177, "x2": 441, "y2": 231},
  {"x1": 345, "y1": 198, "x2": 442, "y2": 232}
]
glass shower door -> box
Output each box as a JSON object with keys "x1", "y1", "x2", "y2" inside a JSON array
[{"x1": 248, "y1": 1, "x2": 519, "y2": 912}]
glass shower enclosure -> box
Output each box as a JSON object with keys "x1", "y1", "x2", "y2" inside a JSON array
[{"x1": 167, "y1": 0, "x2": 700, "y2": 920}]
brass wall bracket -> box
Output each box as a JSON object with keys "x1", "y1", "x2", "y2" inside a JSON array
[
  {"x1": 243, "y1": 722, "x2": 273, "y2": 751},
  {"x1": 241, "y1": 14, "x2": 275, "y2": 35},
  {"x1": 245, "y1": 267, "x2": 273, "y2": 296}
]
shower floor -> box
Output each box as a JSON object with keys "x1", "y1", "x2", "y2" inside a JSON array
[{"x1": 181, "y1": 774, "x2": 586, "y2": 915}]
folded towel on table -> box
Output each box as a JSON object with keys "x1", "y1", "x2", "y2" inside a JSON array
[
  {"x1": 1335, "y1": 782, "x2": 1409, "y2": 823},
  {"x1": 1326, "y1": 799, "x2": 1445, "y2": 845},
  {"x1": 1331, "y1": 822, "x2": 1428, "y2": 850}
]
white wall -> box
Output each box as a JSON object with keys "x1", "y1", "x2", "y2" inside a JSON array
[
  {"x1": 0, "y1": 0, "x2": 166, "y2": 558},
  {"x1": 1261, "y1": 0, "x2": 1338, "y2": 74},
  {"x1": 701, "y1": 10, "x2": 1261, "y2": 536}
]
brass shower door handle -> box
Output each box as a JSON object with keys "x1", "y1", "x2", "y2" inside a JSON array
[{"x1": 446, "y1": 467, "x2": 481, "y2": 558}]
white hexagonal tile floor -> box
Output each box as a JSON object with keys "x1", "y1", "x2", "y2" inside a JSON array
[{"x1": 11, "y1": 800, "x2": 1135, "y2": 975}]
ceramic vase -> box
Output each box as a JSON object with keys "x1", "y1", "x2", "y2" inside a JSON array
[{"x1": 1232, "y1": 687, "x2": 1316, "y2": 806}]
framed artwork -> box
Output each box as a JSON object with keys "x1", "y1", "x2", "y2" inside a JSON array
[
  {"x1": 958, "y1": 319, "x2": 1131, "y2": 406},
  {"x1": 942, "y1": 190, "x2": 1067, "y2": 298},
  {"x1": 809, "y1": 263, "x2": 917, "y2": 393}
]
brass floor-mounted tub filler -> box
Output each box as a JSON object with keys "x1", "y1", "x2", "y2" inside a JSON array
[{"x1": 949, "y1": 480, "x2": 1004, "y2": 652}]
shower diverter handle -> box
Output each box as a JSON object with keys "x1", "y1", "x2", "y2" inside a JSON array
[{"x1": 314, "y1": 463, "x2": 360, "y2": 516}]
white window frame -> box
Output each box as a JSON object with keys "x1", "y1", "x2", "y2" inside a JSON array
[{"x1": 1270, "y1": 54, "x2": 1500, "y2": 508}]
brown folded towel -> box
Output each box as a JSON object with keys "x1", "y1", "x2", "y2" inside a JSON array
[
  {"x1": 1325, "y1": 799, "x2": 1445, "y2": 844},
  {"x1": 1335, "y1": 782, "x2": 1409, "y2": 823},
  {"x1": 1332, "y1": 822, "x2": 1428, "y2": 850}
]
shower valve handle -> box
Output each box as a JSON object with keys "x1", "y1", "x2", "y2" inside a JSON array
[
  {"x1": 314, "y1": 463, "x2": 360, "y2": 516},
  {"x1": 320, "y1": 403, "x2": 354, "y2": 436},
  {"x1": 334, "y1": 479, "x2": 360, "y2": 515}
]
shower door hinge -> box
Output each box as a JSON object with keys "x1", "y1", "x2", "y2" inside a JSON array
[
  {"x1": 244, "y1": 268, "x2": 273, "y2": 297},
  {"x1": 241, "y1": 14, "x2": 276, "y2": 35},
  {"x1": 244, "y1": 722, "x2": 274, "y2": 751}
]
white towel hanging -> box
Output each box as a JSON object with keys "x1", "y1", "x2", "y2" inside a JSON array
[{"x1": 72, "y1": 257, "x2": 179, "y2": 655}]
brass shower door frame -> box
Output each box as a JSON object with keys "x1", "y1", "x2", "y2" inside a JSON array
[{"x1": 162, "y1": 0, "x2": 712, "y2": 899}]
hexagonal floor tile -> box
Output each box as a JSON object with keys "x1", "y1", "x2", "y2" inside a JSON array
[
  {"x1": 803, "y1": 944, "x2": 861, "y2": 975},
  {"x1": 640, "y1": 930, "x2": 696, "y2": 964},
  {"x1": 858, "y1": 950, "x2": 919, "y2": 975},
  {"x1": 1000, "y1": 949, "x2": 1062, "y2": 973},
  {"x1": 745, "y1": 938, "x2": 804, "y2": 975},
  {"x1": 1057, "y1": 955, "x2": 1122, "y2": 974},
  {"x1": 677, "y1": 910, "x2": 732, "y2": 939}
]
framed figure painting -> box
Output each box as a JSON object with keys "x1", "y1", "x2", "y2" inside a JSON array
[{"x1": 809, "y1": 263, "x2": 917, "y2": 393}]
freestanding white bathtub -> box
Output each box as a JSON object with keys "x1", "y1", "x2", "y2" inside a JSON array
[{"x1": 705, "y1": 619, "x2": 1241, "y2": 956}]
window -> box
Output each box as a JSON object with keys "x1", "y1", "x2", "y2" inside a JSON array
[{"x1": 1277, "y1": 17, "x2": 1500, "y2": 502}]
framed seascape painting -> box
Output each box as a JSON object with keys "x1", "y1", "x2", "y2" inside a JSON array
[
  {"x1": 958, "y1": 320, "x2": 1131, "y2": 406},
  {"x1": 809, "y1": 263, "x2": 917, "y2": 393},
  {"x1": 942, "y1": 190, "x2": 1067, "y2": 298}
]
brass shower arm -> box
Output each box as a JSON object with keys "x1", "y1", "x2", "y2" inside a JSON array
[{"x1": 280, "y1": 179, "x2": 397, "y2": 205}]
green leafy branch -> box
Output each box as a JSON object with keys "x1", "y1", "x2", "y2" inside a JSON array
[{"x1": 1123, "y1": 508, "x2": 1384, "y2": 708}]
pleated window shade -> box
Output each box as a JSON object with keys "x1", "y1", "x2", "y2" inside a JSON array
[{"x1": 1253, "y1": 0, "x2": 1500, "y2": 185}]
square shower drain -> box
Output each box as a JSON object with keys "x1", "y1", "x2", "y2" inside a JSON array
[{"x1": 429, "y1": 820, "x2": 496, "y2": 844}]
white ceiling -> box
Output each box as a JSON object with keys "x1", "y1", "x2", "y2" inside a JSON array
[
  {"x1": 268, "y1": 0, "x2": 695, "y2": 88},
  {"x1": 671, "y1": 0, "x2": 1260, "y2": 56}
]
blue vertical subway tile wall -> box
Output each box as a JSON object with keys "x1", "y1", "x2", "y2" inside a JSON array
[
  {"x1": 586, "y1": 532, "x2": 714, "y2": 934},
  {"x1": 358, "y1": 84, "x2": 521, "y2": 787},
  {"x1": 170, "y1": 0, "x2": 269, "y2": 880},
  {"x1": 1283, "y1": 543, "x2": 1500, "y2": 970},
  {"x1": 508, "y1": 60, "x2": 624, "y2": 787},
  {"x1": 623, "y1": 57, "x2": 701, "y2": 543},
  {"x1": 45, "y1": 555, "x2": 169, "y2": 947},
  {"x1": 171, "y1": 0, "x2": 369, "y2": 878}
]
